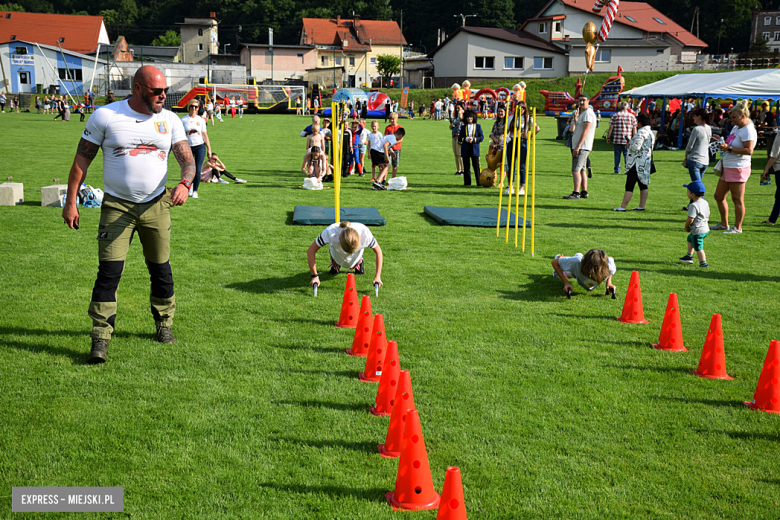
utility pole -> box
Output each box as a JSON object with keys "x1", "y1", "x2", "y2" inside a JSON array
[
  {"x1": 454, "y1": 14, "x2": 477, "y2": 27},
  {"x1": 269, "y1": 28, "x2": 274, "y2": 85},
  {"x1": 717, "y1": 18, "x2": 724, "y2": 56},
  {"x1": 399, "y1": 10, "x2": 403, "y2": 89}
]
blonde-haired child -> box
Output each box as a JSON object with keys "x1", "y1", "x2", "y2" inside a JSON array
[
  {"x1": 307, "y1": 221, "x2": 383, "y2": 288},
  {"x1": 552, "y1": 249, "x2": 616, "y2": 295}
]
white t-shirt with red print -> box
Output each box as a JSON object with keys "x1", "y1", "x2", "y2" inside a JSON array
[{"x1": 82, "y1": 100, "x2": 186, "y2": 203}]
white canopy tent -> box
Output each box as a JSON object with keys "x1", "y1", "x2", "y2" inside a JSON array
[{"x1": 622, "y1": 69, "x2": 780, "y2": 146}]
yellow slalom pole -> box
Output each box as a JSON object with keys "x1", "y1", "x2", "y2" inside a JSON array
[
  {"x1": 496, "y1": 102, "x2": 510, "y2": 237},
  {"x1": 334, "y1": 102, "x2": 341, "y2": 223},
  {"x1": 521, "y1": 109, "x2": 531, "y2": 250},
  {"x1": 531, "y1": 107, "x2": 537, "y2": 257},
  {"x1": 505, "y1": 105, "x2": 520, "y2": 242}
]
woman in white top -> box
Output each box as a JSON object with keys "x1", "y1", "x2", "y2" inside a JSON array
[
  {"x1": 683, "y1": 108, "x2": 713, "y2": 209},
  {"x1": 181, "y1": 99, "x2": 212, "y2": 199},
  {"x1": 613, "y1": 112, "x2": 654, "y2": 211},
  {"x1": 205, "y1": 99, "x2": 215, "y2": 126},
  {"x1": 712, "y1": 99, "x2": 756, "y2": 233}
]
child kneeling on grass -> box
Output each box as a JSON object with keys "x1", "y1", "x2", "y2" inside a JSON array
[
  {"x1": 308, "y1": 221, "x2": 383, "y2": 288},
  {"x1": 679, "y1": 180, "x2": 710, "y2": 268},
  {"x1": 552, "y1": 249, "x2": 616, "y2": 294}
]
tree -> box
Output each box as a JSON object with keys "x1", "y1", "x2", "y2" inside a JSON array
[
  {"x1": 750, "y1": 34, "x2": 770, "y2": 53},
  {"x1": 152, "y1": 30, "x2": 180, "y2": 47},
  {"x1": 0, "y1": 3, "x2": 25, "y2": 11},
  {"x1": 376, "y1": 54, "x2": 400, "y2": 87}
]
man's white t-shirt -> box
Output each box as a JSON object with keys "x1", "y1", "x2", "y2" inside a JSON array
[
  {"x1": 573, "y1": 107, "x2": 597, "y2": 152},
  {"x1": 82, "y1": 100, "x2": 186, "y2": 203},
  {"x1": 316, "y1": 222, "x2": 377, "y2": 269},
  {"x1": 367, "y1": 131, "x2": 384, "y2": 152},
  {"x1": 181, "y1": 114, "x2": 207, "y2": 147}
]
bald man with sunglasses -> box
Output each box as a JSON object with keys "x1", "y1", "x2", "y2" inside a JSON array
[{"x1": 63, "y1": 65, "x2": 195, "y2": 364}]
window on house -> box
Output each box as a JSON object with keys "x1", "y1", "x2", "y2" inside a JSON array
[
  {"x1": 625, "y1": 15, "x2": 637, "y2": 22},
  {"x1": 349, "y1": 56, "x2": 355, "y2": 66},
  {"x1": 539, "y1": 22, "x2": 547, "y2": 33},
  {"x1": 15, "y1": 46, "x2": 27, "y2": 55},
  {"x1": 58, "y1": 68, "x2": 83, "y2": 81},
  {"x1": 474, "y1": 56, "x2": 495, "y2": 69},
  {"x1": 335, "y1": 56, "x2": 342, "y2": 66},
  {"x1": 765, "y1": 16, "x2": 772, "y2": 25},
  {"x1": 370, "y1": 57, "x2": 377, "y2": 64},
  {"x1": 776, "y1": 16, "x2": 780, "y2": 24},
  {"x1": 198, "y1": 28, "x2": 203, "y2": 36},
  {"x1": 653, "y1": 17, "x2": 666, "y2": 24},
  {"x1": 321, "y1": 56, "x2": 328, "y2": 65},
  {"x1": 764, "y1": 31, "x2": 771, "y2": 40},
  {"x1": 297, "y1": 53, "x2": 304, "y2": 63},
  {"x1": 198, "y1": 43, "x2": 203, "y2": 52},
  {"x1": 533, "y1": 57, "x2": 553, "y2": 69},
  {"x1": 595, "y1": 49, "x2": 611, "y2": 62},
  {"x1": 775, "y1": 31, "x2": 779, "y2": 40},
  {"x1": 554, "y1": 21, "x2": 561, "y2": 33},
  {"x1": 504, "y1": 56, "x2": 524, "y2": 69}
]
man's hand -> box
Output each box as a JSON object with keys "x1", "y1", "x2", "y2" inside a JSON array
[
  {"x1": 572, "y1": 147, "x2": 580, "y2": 156},
  {"x1": 63, "y1": 203, "x2": 79, "y2": 229},
  {"x1": 171, "y1": 184, "x2": 189, "y2": 206}
]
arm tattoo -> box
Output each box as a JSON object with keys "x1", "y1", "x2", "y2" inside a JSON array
[
  {"x1": 172, "y1": 140, "x2": 196, "y2": 182},
  {"x1": 76, "y1": 138, "x2": 100, "y2": 161}
]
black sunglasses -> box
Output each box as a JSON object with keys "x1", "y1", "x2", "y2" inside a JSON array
[{"x1": 138, "y1": 83, "x2": 169, "y2": 96}]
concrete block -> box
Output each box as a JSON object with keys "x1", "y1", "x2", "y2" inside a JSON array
[
  {"x1": 41, "y1": 184, "x2": 68, "y2": 207},
  {"x1": 0, "y1": 182, "x2": 24, "y2": 206}
]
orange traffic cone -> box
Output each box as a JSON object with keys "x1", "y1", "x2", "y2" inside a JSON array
[
  {"x1": 385, "y1": 409, "x2": 441, "y2": 511},
  {"x1": 652, "y1": 293, "x2": 687, "y2": 351},
  {"x1": 370, "y1": 341, "x2": 401, "y2": 416},
  {"x1": 617, "y1": 270, "x2": 648, "y2": 324},
  {"x1": 744, "y1": 340, "x2": 780, "y2": 414},
  {"x1": 347, "y1": 295, "x2": 372, "y2": 356},
  {"x1": 436, "y1": 467, "x2": 467, "y2": 520},
  {"x1": 335, "y1": 273, "x2": 358, "y2": 328},
  {"x1": 379, "y1": 370, "x2": 415, "y2": 458},
  {"x1": 692, "y1": 314, "x2": 733, "y2": 380},
  {"x1": 359, "y1": 314, "x2": 387, "y2": 382}
]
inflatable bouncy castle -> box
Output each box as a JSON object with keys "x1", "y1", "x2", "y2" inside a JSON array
[{"x1": 539, "y1": 67, "x2": 625, "y2": 116}]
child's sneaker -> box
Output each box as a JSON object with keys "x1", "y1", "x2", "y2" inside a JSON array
[
  {"x1": 352, "y1": 258, "x2": 365, "y2": 275},
  {"x1": 579, "y1": 190, "x2": 589, "y2": 199},
  {"x1": 328, "y1": 261, "x2": 340, "y2": 275},
  {"x1": 679, "y1": 254, "x2": 694, "y2": 264},
  {"x1": 699, "y1": 261, "x2": 709, "y2": 268}
]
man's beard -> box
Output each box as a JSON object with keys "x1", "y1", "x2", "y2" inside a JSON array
[{"x1": 142, "y1": 90, "x2": 163, "y2": 114}]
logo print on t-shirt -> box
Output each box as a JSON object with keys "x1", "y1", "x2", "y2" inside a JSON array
[
  {"x1": 114, "y1": 140, "x2": 167, "y2": 161},
  {"x1": 154, "y1": 122, "x2": 169, "y2": 135}
]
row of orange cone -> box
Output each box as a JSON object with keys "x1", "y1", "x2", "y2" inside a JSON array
[
  {"x1": 618, "y1": 270, "x2": 779, "y2": 414},
  {"x1": 335, "y1": 273, "x2": 466, "y2": 516}
]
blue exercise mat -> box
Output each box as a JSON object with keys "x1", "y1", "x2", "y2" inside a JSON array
[
  {"x1": 293, "y1": 206, "x2": 387, "y2": 226},
  {"x1": 424, "y1": 206, "x2": 530, "y2": 227}
]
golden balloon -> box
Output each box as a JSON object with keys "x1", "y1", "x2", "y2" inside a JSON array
[{"x1": 583, "y1": 22, "x2": 597, "y2": 44}]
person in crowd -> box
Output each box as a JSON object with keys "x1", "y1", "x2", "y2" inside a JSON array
[
  {"x1": 552, "y1": 249, "x2": 616, "y2": 295},
  {"x1": 0, "y1": 91, "x2": 5, "y2": 113},
  {"x1": 296, "y1": 96, "x2": 302, "y2": 116},
  {"x1": 181, "y1": 99, "x2": 212, "y2": 199},
  {"x1": 301, "y1": 146, "x2": 331, "y2": 183},
  {"x1": 35, "y1": 96, "x2": 42, "y2": 114},
  {"x1": 612, "y1": 113, "x2": 655, "y2": 212},
  {"x1": 761, "y1": 129, "x2": 780, "y2": 225},
  {"x1": 565, "y1": 94, "x2": 596, "y2": 199},
  {"x1": 458, "y1": 109, "x2": 483, "y2": 187},
  {"x1": 679, "y1": 180, "x2": 710, "y2": 268},
  {"x1": 205, "y1": 98, "x2": 215, "y2": 125},
  {"x1": 203, "y1": 152, "x2": 247, "y2": 184},
  {"x1": 366, "y1": 120, "x2": 383, "y2": 181},
  {"x1": 307, "y1": 221, "x2": 383, "y2": 287},
  {"x1": 43, "y1": 95, "x2": 51, "y2": 114},
  {"x1": 384, "y1": 112, "x2": 404, "y2": 179},
  {"x1": 371, "y1": 127, "x2": 405, "y2": 189},
  {"x1": 107, "y1": 90, "x2": 115, "y2": 104},
  {"x1": 214, "y1": 101, "x2": 225, "y2": 123},
  {"x1": 711, "y1": 100, "x2": 755, "y2": 234},
  {"x1": 236, "y1": 94, "x2": 244, "y2": 118},
  {"x1": 682, "y1": 108, "x2": 713, "y2": 210},
  {"x1": 450, "y1": 103, "x2": 465, "y2": 176},
  {"x1": 384, "y1": 98, "x2": 391, "y2": 122},
  {"x1": 62, "y1": 65, "x2": 193, "y2": 363},
  {"x1": 607, "y1": 102, "x2": 637, "y2": 175}
]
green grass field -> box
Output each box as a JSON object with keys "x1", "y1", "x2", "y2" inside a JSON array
[{"x1": 1, "y1": 110, "x2": 779, "y2": 519}]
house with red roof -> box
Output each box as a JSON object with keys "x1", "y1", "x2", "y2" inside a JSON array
[
  {"x1": 0, "y1": 11, "x2": 109, "y2": 54},
  {"x1": 522, "y1": 0, "x2": 707, "y2": 73},
  {"x1": 299, "y1": 16, "x2": 405, "y2": 88},
  {"x1": 429, "y1": 0, "x2": 707, "y2": 84}
]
